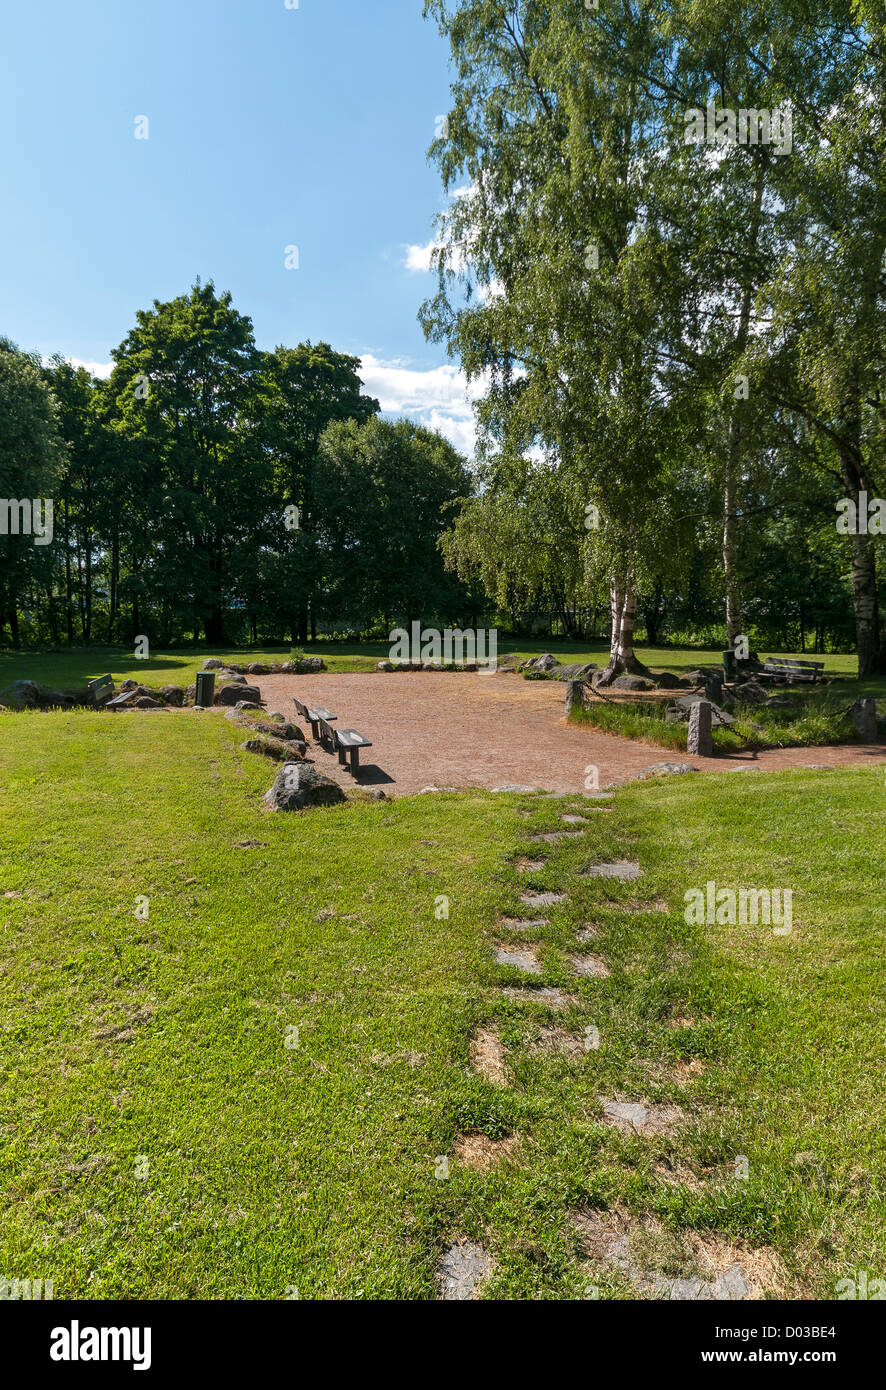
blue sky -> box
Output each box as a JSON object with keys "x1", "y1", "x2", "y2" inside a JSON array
[{"x1": 0, "y1": 0, "x2": 480, "y2": 451}]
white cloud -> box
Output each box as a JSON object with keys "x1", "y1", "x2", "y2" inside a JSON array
[
  {"x1": 359, "y1": 353, "x2": 483, "y2": 457},
  {"x1": 404, "y1": 240, "x2": 437, "y2": 273},
  {"x1": 67, "y1": 357, "x2": 114, "y2": 379}
]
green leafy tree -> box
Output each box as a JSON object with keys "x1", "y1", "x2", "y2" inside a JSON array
[{"x1": 0, "y1": 340, "x2": 65, "y2": 644}]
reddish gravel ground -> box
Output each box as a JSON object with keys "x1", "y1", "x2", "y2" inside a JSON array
[{"x1": 252, "y1": 671, "x2": 886, "y2": 796}]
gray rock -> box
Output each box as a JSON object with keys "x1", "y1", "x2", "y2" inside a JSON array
[
  {"x1": 495, "y1": 946, "x2": 541, "y2": 973},
  {"x1": 160, "y1": 685, "x2": 184, "y2": 707},
  {"x1": 435, "y1": 1242, "x2": 493, "y2": 1301},
  {"x1": 492, "y1": 784, "x2": 543, "y2": 794},
  {"x1": 246, "y1": 663, "x2": 269, "y2": 675},
  {"x1": 234, "y1": 700, "x2": 263, "y2": 712},
  {"x1": 377, "y1": 660, "x2": 394, "y2": 672},
  {"x1": 612, "y1": 674, "x2": 655, "y2": 691},
  {"x1": 565, "y1": 679, "x2": 585, "y2": 715},
  {"x1": 652, "y1": 670, "x2": 682, "y2": 689},
  {"x1": 581, "y1": 861, "x2": 641, "y2": 881},
  {"x1": 264, "y1": 762, "x2": 347, "y2": 811},
  {"x1": 133, "y1": 696, "x2": 164, "y2": 709},
  {"x1": 533, "y1": 653, "x2": 560, "y2": 671},
  {"x1": 241, "y1": 737, "x2": 306, "y2": 761},
  {"x1": 215, "y1": 683, "x2": 261, "y2": 706},
  {"x1": 735, "y1": 680, "x2": 770, "y2": 705},
  {"x1": 10, "y1": 680, "x2": 41, "y2": 706},
  {"x1": 635, "y1": 762, "x2": 698, "y2": 781},
  {"x1": 502, "y1": 986, "x2": 573, "y2": 1009},
  {"x1": 688, "y1": 699, "x2": 713, "y2": 756},
  {"x1": 202, "y1": 658, "x2": 225, "y2": 670},
  {"x1": 853, "y1": 697, "x2": 878, "y2": 741},
  {"x1": 520, "y1": 891, "x2": 567, "y2": 908}
]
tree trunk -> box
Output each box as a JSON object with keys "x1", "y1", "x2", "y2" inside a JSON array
[
  {"x1": 723, "y1": 456, "x2": 741, "y2": 647},
  {"x1": 595, "y1": 571, "x2": 653, "y2": 684}
]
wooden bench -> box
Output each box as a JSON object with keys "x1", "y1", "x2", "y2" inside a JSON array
[
  {"x1": 317, "y1": 716, "x2": 372, "y2": 773},
  {"x1": 762, "y1": 658, "x2": 825, "y2": 685},
  {"x1": 86, "y1": 674, "x2": 113, "y2": 704},
  {"x1": 294, "y1": 696, "x2": 337, "y2": 740}
]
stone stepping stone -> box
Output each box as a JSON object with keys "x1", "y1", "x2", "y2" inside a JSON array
[
  {"x1": 573, "y1": 1210, "x2": 772, "y2": 1301},
  {"x1": 495, "y1": 945, "x2": 541, "y2": 974},
  {"x1": 600, "y1": 1100, "x2": 683, "y2": 1135},
  {"x1": 499, "y1": 917, "x2": 548, "y2": 931},
  {"x1": 502, "y1": 986, "x2": 575, "y2": 1010},
  {"x1": 561, "y1": 814, "x2": 588, "y2": 825},
  {"x1": 520, "y1": 891, "x2": 566, "y2": 909},
  {"x1": 569, "y1": 952, "x2": 610, "y2": 979},
  {"x1": 492, "y1": 784, "x2": 543, "y2": 793},
  {"x1": 470, "y1": 1028, "x2": 508, "y2": 1085},
  {"x1": 529, "y1": 1026, "x2": 585, "y2": 1058},
  {"x1": 530, "y1": 831, "x2": 584, "y2": 843},
  {"x1": 582, "y1": 861, "x2": 641, "y2": 881},
  {"x1": 582, "y1": 791, "x2": 615, "y2": 800},
  {"x1": 452, "y1": 1133, "x2": 521, "y2": 1171},
  {"x1": 516, "y1": 857, "x2": 547, "y2": 873},
  {"x1": 435, "y1": 1241, "x2": 493, "y2": 1300},
  {"x1": 576, "y1": 925, "x2": 600, "y2": 942}
]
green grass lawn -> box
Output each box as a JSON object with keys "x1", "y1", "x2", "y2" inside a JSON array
[
  {"x1": 1, "y1": 712, "x2": 884, "y2": 1298},
  {"x1": 573, "y1": 686, "x2": 885, "y2": 752}
]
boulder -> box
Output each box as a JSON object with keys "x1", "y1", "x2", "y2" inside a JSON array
[
  {"x1": 10, "y1": 680, "x2": 41, "y2": 707},
  {"x1": 556, "y1": 662, "x2": 597, "y2": 681},
  {"x1": 377, "y1": 660, "x2": 395, "y2": 672},
  {"x1": 202, "y1": 658, "x2": 226, "y2": 670},
  {"x1": 133, "y1": 696, "x2": 164, "y2": 709},
  {"x1": 635, "y1": 762, "x2": 698, "y2": 781},
  {"x1": 612, "y1": 674, "x2": 655, "y2": 691},
  {"x1": 264, "y1": 762, "x2": 347, "y2": 811},
  {"x1": 247, "y1": 663, "x2": 269, "y2": 675},
  {"x1": 734, "y1": 681, "x2": 770, "y2": 705},
  {"x1": 160, "y1": 685, "x2": 185, "y2": 707},
  {"x1": 241, "y1": 736, "x2": 307, "y2": 761},
  {"x1": 234, "y1": 700, "x2": 264, "y2": 712},
  {"x1": 533, "y1": 653, "x2": 560, "y2": 672},
  {"x1": 652, "y1": 671, "x2": 681, "y2": 689},
  {"x1": 300, "y1": 656, "x2": 326, "y2": 673},
  {"x1": 215, "y1": 683, "x2": 262, "y2": 706},
  {"x1": 119, "y1": 679, "x2": 139, "y2": 691}
]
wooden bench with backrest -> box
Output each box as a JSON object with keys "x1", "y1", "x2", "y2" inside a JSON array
[
  {"x1": 293, "y1": 696, "x2": 337, "y2": 741},
  {"x1": 761, "y1": 658, "x2": 825, "y2": 685},
  {"x1": 317, "y1": 715, "x2": 372, "y2": 773}
]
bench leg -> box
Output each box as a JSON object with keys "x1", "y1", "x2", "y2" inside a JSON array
[
  {"x1": 338, "y1": 747, "x2": 346, "y2": 764},
  {"x1": 309, "y1": 719, "x2": 320, "y2": 740},
  {"x1": 350, "y1": 748, "x2": 360, "y2": 773}
]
